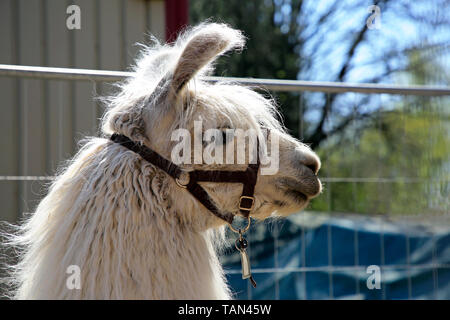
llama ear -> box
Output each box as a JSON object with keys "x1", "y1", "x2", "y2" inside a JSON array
[{"x1": 171, "y1": 23, "x2": 245, "y2": 95}]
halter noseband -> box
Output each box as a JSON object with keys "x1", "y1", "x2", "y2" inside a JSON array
[{"x1": 109, "y1": 133, "x2": 260, "y2": 225}]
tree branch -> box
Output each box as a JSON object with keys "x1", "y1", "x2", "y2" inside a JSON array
[{"x1": 307, "y1": 0, "x2": 387, "y2": 149}]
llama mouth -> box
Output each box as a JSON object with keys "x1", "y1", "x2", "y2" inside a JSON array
[
  {"x1": 284, "y1": 189, "x2": 308, "y2": 203},
  {"x1": 276, "y1": 176, "x2": 321, "y2": 202}
]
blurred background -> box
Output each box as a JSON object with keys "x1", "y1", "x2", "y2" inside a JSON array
[{"x1": 0, "y1": 0, "x2": 449, "y2": 299}]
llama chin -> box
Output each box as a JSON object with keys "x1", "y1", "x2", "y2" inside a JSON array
[{"x1": 7, "y1": 22, "x2": 321, "y2": 299}]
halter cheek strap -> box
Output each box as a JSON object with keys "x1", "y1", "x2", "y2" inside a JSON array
[{"x1": 109, "y1": 133, "x2": 260, "y2": 225}]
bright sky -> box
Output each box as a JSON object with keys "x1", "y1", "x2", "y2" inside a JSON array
[{"x1": 295, "y1": 0, "x2": 450, "y2": 86}]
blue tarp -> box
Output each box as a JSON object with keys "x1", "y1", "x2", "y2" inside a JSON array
[{"x1": 222, "y1": 214, "x2": 450, "y2": 299}]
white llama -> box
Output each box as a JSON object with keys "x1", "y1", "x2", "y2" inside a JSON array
[{"x1": 8, "y1": 23, "x2": 321, "y2": 299}]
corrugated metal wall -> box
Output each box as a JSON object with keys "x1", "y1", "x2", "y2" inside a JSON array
[{"x1": 0, "y1": 0, "x2": 166, "y2": 222}]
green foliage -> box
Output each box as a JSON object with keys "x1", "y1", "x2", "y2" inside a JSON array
[{"x1": 311, "y1": 107, "x2": 449, "y2": 216}]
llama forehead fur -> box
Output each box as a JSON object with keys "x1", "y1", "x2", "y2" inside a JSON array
[{"x1": 7, "y1": 23, "x2": 321, "y2": 299}]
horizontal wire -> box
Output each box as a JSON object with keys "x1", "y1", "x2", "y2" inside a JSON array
[
  {"x1": 1, "y1": 64, "x2": 450, "y2": 95},
  {"x1": 321, "y1": 177, "x2": 449, "y2": 183},
  {"x1": 224, "y1": 263, "x2": 450, "y2": 274},
  {"x1": 0, "y1": 176, "x2": 55, "y2": 181}
]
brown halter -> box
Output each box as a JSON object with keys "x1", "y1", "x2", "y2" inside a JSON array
[
  {"x1": 110, "y1": 133, "x2": 260, "y2": 225},
  {"x1": 110, "y1": 133, "x2": 260, "y2": 288}
]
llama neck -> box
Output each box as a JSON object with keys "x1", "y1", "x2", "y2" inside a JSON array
[
  {"x1": 72, "y1": 208, "x2": 231, "y2": 299},
  {"x1": 19, "y1": 210, "x2": 231, "y2": 300},
  {"x1": 15, "y1": 140, "x2": 232, "y2": 299},
  {"x1": 118, "y1": 221, "x2": 231, "y2": 299}
]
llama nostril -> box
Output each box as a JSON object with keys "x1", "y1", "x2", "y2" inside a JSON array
[
  {"x1": 303, "y1": 158, "x2": 320, "y2": 175},
  {"x1": 296, "y1": 146, "x2": 321, "y2": 175}
]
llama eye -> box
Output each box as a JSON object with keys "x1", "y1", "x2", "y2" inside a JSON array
[
  {"x1": 258, "y1": 120, "x2": 269, "y2": 130},
  {"x1": 222, "y1": 131, "x2": 227, "y2": 144}
]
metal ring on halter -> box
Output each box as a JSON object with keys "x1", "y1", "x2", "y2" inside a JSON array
[
  {"x1": 228, "y1": 215, "x2": 251, "y2": 234},
  {"x1": 175, "y1": 171, "x2": 190, "y2": 189},
  {"x1": 175, "y1": 178, "x2": 187, "y2": 188}
]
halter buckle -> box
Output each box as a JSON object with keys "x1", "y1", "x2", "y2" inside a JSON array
[{"x1": 239, "y1": 196, "x2": 255, "y2": 211}]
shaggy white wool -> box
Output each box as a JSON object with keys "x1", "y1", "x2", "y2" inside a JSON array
[
  {"x1": 10, "y1": 139, "x2": 230, "y2": 299},
  {"x1": 4, "y1": 22, "x2": 321, "y2": 299}
]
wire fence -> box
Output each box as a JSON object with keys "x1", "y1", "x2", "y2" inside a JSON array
[{"x1": 0, "y1": 64, "x2": 449, "y2": 299}]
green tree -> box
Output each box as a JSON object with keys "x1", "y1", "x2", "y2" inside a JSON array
[{"x1": 310, "y1": 51, "x2": 449, "y2": 217}]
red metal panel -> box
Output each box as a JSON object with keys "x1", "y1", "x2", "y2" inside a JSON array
[{"x1": 165, "y1": 0, "x2": 189, "y2": 42}]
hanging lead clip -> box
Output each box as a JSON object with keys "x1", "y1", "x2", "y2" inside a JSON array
[{"x1": 235, "y1": 229, "x2": 257, "y2": 288}]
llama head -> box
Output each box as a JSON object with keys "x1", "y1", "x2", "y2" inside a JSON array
[{"x1": 102, "y1": 23, "x2": 321, "y2": 229}]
